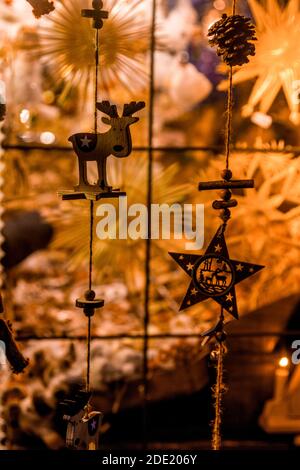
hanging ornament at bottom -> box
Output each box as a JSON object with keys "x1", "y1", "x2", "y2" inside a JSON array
[
  {"x1": 60, "y1": 289, "x2": 104, "y2": 451},
  {"x1": 61, "y1": 391, "x2": 103, "y2": 450}
]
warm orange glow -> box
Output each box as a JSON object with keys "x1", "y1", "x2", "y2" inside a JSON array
[
  {"x1": 279, "y1": 357, "x2": 289, "y2": 368},
  {"x1": 213, "y1": 0, "x2": 225, "y2": 11}
]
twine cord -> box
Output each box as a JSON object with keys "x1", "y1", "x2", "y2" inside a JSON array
[
  {"x1": 232, "y1": 0, "x2": 237, "y2": 14},
  {"x1": 143, "y1": 0, "x2": 156, "y2": 449},
  {"x1": 94, "y1": 28, "x2": 99, "y2": 134},
  {"x1": 211, "y1": 307, "x2": 225, "y2": 450},
  {"x1": 85, "y1": 23, "x2": 99, "y2": 393},
  {"x1": 0, "y1": 112, "x2": 4, "y2": 289},
  {"x1": 88, "y1": 200, "x2": 94, "y2": 292},
  {"x1": 86, "y1": 316, "x2": 92, "y2": 392},
  {"x1": 215, "y1": 0, "x2": 237, "y2": 434},
  {"x1": 212, "y1": 337, "x2": 225, "y2": 450},
  {"x1": 0, "y1": 91, "x2": 6, "y2": 449},
  {"x1": 225, "y1": 69, "x2": 233, "y2": 170},
  {"x1": 225, "y1": 0, "x2": 237, "y2": 170}
]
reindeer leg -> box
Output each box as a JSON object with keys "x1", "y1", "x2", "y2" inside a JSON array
[
  {"x1": 76, "y1": 157, "x2": 84, "y2": 188},
  {"x1": 97, "y1": 157, "x2": 111, "y2": 191},
  {"x1": 82, "y1": 160, "x2": 89, "y2": 186},
  {"x1": 76, "y1": 157, "x2": 90, "y2": 190}
]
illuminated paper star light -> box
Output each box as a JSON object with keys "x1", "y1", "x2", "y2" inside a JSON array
[{"x1": 219, "y1": 0, "x2": 300, "y2": 124}]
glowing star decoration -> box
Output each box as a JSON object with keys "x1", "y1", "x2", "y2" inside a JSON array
[
  {"x1": 38, "y1": 0, "x2": 150, "y2": 98},
  {"x1": 169, "y1": 226, "x2": 264, "y2": 318},
  {"x1": 218, "y1": 0, "x2": 300, "y2": 125}
]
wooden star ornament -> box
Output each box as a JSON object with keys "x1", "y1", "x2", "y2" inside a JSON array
[{"x1": 169, "y1": 226, "x2": 264, "y2": 319}]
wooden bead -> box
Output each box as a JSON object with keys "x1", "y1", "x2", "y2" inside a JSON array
[
  {"x1": 85, "y1": 289, "x2": 96, "y2": 301},
  {"x1": 76, "y1": 296, "x2": 104, "y2": 317},
  {"x1": 93, "y1": 0, "x2": 103, "y2": 8},
  {"x1": 218, "y1": 189, "x2": 232, "y2": 201},
  {"x1": 219, "y1": 208, "x2": 231, "y2": 221},
  {"x1": 221, "y1": 169, "x2": 232, "y2": 181},
  {"x1": 216, "y1": 331, "x2": 227, "y2": 343},
  {"x1": 212, "y1": 199, "x2": 237, "y2": 210}
]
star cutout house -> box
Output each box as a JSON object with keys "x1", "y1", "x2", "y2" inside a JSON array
[{"x1": 169, "y1": 226, "x2": 264, "y2": 318}]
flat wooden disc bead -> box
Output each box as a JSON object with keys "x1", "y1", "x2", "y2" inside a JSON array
[{"x1": 76, "y1": 298, "x2": 104, "y2": 309}]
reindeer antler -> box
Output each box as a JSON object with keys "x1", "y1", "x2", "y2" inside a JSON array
[
  {"x1": 122, "y1": 101, "x2": 145, "y2": 117},
  {"x1": 96, "y1": 101, "x2": 119, "y2": 118}
]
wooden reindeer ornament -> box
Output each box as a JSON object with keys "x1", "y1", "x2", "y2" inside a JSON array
[
  {"x1": 61, "y1": 391, "x2": 103, "y2": 450},
  {"x1": 69, "y1": 100, "x2": 145, "y2": 192},
  {"x1": 60, "y1": 100, "x2": 145, "y2": 201}
]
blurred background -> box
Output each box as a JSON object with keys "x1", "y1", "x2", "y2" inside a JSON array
[{"x1": 0, "y1": 0, "x2": 300, "y2": 450}]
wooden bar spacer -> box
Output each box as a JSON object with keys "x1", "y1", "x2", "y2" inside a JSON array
[
  {"x1": 81, "y1": 0, "x2": 108, "y2": 30},
  {"x1": 198, "y1": 179, "x2": 254, "y2": 191},
  {"x1": 58, "y1": 189, "x2": 126, "y2": 201}
]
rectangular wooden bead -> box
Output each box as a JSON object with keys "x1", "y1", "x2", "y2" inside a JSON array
[
  {"x1": 198, "y1": 179, "x2": 254, "y2": 191},
  {"x1": 58, "y1": 190, "x2": 126, "y2": 201}
]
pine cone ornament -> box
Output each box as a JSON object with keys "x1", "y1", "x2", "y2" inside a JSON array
[{"x1": 208, "y1": 14, "x2": 256, "y2": 66}]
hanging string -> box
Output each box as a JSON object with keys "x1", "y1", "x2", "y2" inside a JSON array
[
  {"x1": 94, "y1": 28, "x2": 99, "y2": 134},
  {"x1": 211, "y1": 208, "x2": 228, "y2": 450},
  {"x1": 86, "y1": 315, "x2": 92, "y2": 392},
  {"x1": 225, "y1": 70, "x2": 233, "y2": 170},
  {"x1": 212, "y1": 207, "x2": 228, "y2": 451},
  {"x1": 85, "y1": 24, "x2": 99, "y2": 393},
  {"x1": 88, "y1": 200, "x2": 94, "y2": 292},
  {"x1": 86, "y1": 200, "x2": 94, "y2": 393},
  {"x1": 225, "y1": 0, "x2": 237, "y2": 170},
  {"x1": 143, "y1": 0, "x2": 156, "y2": 449},
  {"x1": 211, "y1": 308, "x2": 226, "y2": 450},
  {"x1": 0, "y1": 83, "x2": 5, "y2": 290},
  {"x1": 0, "y1": 81, "x2": 6, "y2": 449},
  {"x1": 207, "y1": 0, "x2": 256, "y2": 451},
  {"x1": 212, "y1": 341, "x2": 225, "y2": 450}
]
